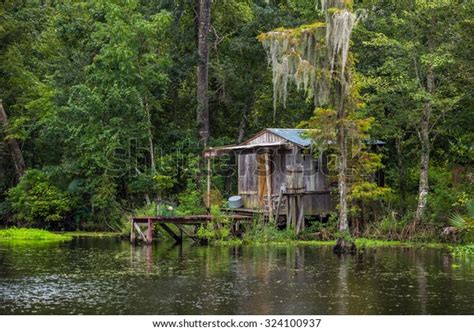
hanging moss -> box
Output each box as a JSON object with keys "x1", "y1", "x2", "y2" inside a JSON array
[{"x1": 258, "y1": 0, "x2": 365, "y2": 112}]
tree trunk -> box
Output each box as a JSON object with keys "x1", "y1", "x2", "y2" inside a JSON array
[
  {"x1": 338, "y1": 125, "x2": 349, "y2": 232},
  {"x1": 143, "y1": 96, "x2": 155, "y2": 175},
  {"x1": 333, "y1": 82, "x2": 355, "y2": 254},
  {"x1": 196, "y1": 0, "x2": 211, "y2": 146},
  {"x1": 395, "y1": 137, "x2": 407, "y2": 214},
  {"x1": 0, "y1": 100, "x2": 26, "y2": 181},
  {"x1": 415, "y1": 63, "x2": 434, "y2": 223},
  {"x1": 237, "y1": 103, "x2": 250, "y2": 143}
]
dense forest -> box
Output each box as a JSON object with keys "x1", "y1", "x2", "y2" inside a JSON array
[{"x1": 0, "y1": 0, "x2": 472, "y2": 243}]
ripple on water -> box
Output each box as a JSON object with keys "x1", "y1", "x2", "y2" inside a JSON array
[{"x1": 0, "y1": 239, "x2": 473, "y2": 314}]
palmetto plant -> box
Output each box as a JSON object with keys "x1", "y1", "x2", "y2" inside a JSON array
[{"x1": 448, "y1": 200, "x2": 474, "y2": 243}]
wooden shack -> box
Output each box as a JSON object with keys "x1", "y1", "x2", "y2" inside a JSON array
[{"x1": 204, "y1": 128, "x2": 383, "y2": 230}]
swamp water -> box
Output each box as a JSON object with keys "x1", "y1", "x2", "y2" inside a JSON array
[{"x1": 0, "y1": 237, "x2": 473, "y2": 314}]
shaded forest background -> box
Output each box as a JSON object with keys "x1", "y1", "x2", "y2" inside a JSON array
[{"x1": 0, "y1": 0, "x2": 472, "y2": 239}]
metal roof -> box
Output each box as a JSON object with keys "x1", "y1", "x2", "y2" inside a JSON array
[
  {"x1": 267, "y1": 128, "x2": 385, "y2": 147},
  {"x1": 267, "y1": 128, "x2": 312, "y2": 147},
  {"x1": 204, "y1": 128, "x2": 385, "y2": 157}
]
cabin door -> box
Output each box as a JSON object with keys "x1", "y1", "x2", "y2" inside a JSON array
[{"x1": 257, "y1": 153, "x2": 271, "y2": 207}]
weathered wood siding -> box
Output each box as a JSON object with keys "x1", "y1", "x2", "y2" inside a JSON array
[
  {"x1": 238, "y1": 153, "x2": 258, "y2": 208},
  {"x1": 271, "y1": 149, "x2": 289, "y2": 194},
  {"x1": 245, "y1": 131, "x2": 284, "y2": 145},
  {"x1": 237, "y1": 147, "x2": 333, "y2": 216},
  {"x1": 302, "y1": 152, "x2": 332, "y2": 215}
]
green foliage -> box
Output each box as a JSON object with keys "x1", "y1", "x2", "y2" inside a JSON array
[
  {"x1": 363, "y1": 213, "x2": 408, "y2": 240},
  {"x1": 450, "y1": 244, "x2": 474, "y2": 257},
  {"x1": 300, "y1": 218, "x2": 338, "y2": 240},
  {"x1": 7, "y1": 170, "x2": 74, "y2": 228},
  {"x1": 0, "y1": 228, "x2": 72, "y2": 242},
  {"x1": 196, "y1": 223, "x2": 231, "y2": 243},
  {"x1": 0, "y1": 0, "x2": 472, "y2": 240},
  {"x1": 176, "y1": 179, "x2": 207, "y2": 216},
  {"x1": 425, "y1": 165, "x2": 473, "y2": 223},
  {"x1": 195, "y1": 206, "x2": 231, "y2": 243},
  {"x1": 448, "y1": 199, "x2": 474, "y2": 243},
  {"x1": 244, "y1": 218, "x2": 296, "y2": 243},
  {"x1": 334, "y1": 229, "x2": 354, "y2": 244}
]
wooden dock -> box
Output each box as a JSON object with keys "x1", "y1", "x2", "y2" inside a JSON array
[{"x1": 129, "y1": 214, "x2": 251, "y2": 244}]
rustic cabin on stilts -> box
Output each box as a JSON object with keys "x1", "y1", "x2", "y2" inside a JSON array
[
  {"x1": 204, "y1": 128, "x2": 332, "y2": 235},
  {"x1": 204, "y1": 128, "x2": 384, "y2": 235},
  {"x1": 130, "y1": 128, "x2": 384, "y2": 243}
]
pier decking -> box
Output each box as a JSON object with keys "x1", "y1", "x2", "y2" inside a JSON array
[{"x1": 130, "y1": 214, "x2": 251, "y2": 244}]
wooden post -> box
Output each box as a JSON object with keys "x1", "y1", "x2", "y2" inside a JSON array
[
  {"x1": 286, "y1": 196, "x2": 291, "y2": 229},
  {"x1": 286, "y1": 164, "x2": 304, "y2": 234},
  {"x1": 265, "y1": 153, "x2": 273, "y2": 221},
  {"x1": 292, "y1": 196, "x2": 297, "y2": 230},
  {"x1": 207, "y1": 157, "x2": 211, "y2": 208},
  {"x1": 130, "y1": 219, "x2": 136, "y2": 243},
  {"x1": 147, "y1": 217, "x2": 153, "y2": 244},
  {"x1": 275, "y1": 184, "x2": 285, "y2": 225},
  {"x1": 296, "y1": 195, "x2": 305, "y2": 235}
]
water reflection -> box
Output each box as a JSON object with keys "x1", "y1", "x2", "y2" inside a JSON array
[{"x1": 0, "y1": 238, "x2": 472, "y2": 314}]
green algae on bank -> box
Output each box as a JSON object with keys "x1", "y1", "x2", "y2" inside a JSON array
[{"x1": 0, "y1": 228, "x2": 72, "y2": 243}]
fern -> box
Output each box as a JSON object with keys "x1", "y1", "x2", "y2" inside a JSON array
[{"x1": 449, "y1": 213, "x2": 467, "y2": 230}]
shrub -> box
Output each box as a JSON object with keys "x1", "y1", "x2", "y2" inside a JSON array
[
  {"x1": 7, "y1": 170, "x2": 74, "y2": 228},
  {"x1": 196, "y1": 206, "x2": 231, "y2": 243},
  {"x1": 196, "y1": 223, "x2": 231, "y2": 242},
  {"x1": 176, "y1": 179, "x2": 206, "y2": 215},
  {"x1": 448, "y1": 200, "x2": 474, "y2": 243},
  {"x1": 244, "y1": 217, "x2": 296, "y2": 243}
]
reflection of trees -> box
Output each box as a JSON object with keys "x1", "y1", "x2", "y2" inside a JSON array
[
  {"x1": 335, "y1": 254, "x2": 349, "y2": 314},
  {"x1": 4, "y1": 239, "x2": 472, "y2": 314},
  {"x1": 414, "y1": 252, "x2": 427, "y2": 314}
]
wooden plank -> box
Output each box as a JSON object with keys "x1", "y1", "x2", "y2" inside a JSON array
[
  {"x1": 160, "y1": 224, "x2": 182, "y2": 243},
  {"x1": 174, "y1": 224, "x2": 197, "y2": 240},
  {"x1": 238, "y1": 191, "x2": 258, "y2": 195},
  {"x1": 275, "y1": 184, "x2": 287, "y2": 218}
]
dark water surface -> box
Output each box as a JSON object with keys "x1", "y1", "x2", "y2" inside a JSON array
[{"x1": 0, "y1": 237, "x2": 473, "y2": 314}]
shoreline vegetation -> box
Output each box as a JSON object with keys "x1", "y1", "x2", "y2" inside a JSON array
[
  {"x1": 0, "y1": 1, "x2": 472, "y2": 258},
  {"x1": 1, "y1": 227, "x2": 471, "y2": 257},
  {"x1": 0, "y1": 228, "x2": 73, "y2": 243}
]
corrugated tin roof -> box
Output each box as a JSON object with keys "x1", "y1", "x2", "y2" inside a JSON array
[
  {"x1": 267, "y1": 128, "x2": 385, "y2": 147},
  {"x1": 267, "y1": 128, "x2": 312, "y2": 147}
]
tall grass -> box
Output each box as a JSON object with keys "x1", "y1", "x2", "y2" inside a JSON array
[{"x1": 0, "y1": 228, "x2": 72, "y2": 242}]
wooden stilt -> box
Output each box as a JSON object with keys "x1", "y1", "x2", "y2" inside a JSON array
[
  {"x1": 292, "y1": 197, "x2": 298, "y2": 230},
  {"x1": 275, "y1": 185, "x2": 284, "y2": 224},
  {"x1": 147, "y1": 217, "x2": 153, "y2": 244},
  {"x1": 207, "y1": 157, "x2": 211, "y2": 208},
  {"x1": 160, "y1": 224, "x2": 182, "y2": 243},
  {"x1": 175, "y1": 224, "x2": 196, "y2": 240},
  {"x1": 130, "y1": 219, "x2": 136, "y2": 243},
  {"x1": 296, "y1": 195, "x2": 305, "y2": 235},
  {"x1": 286, "y1": 195, "x2": 292, "y2": 229}
]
